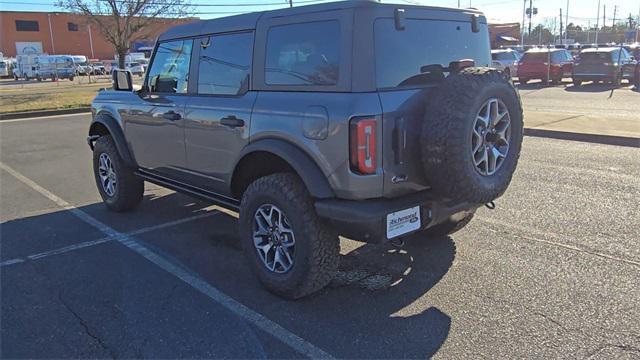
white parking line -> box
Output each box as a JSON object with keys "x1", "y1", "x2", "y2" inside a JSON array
[
  {"x1": 0, "y1": 161, "x2": 334, "y2": 359},
  {"x1": 0, "y1": 212, "x2": 218, "y2": 267},
  {"x1": 0, "y1": 112, "x2": 90, "y2": 124}
]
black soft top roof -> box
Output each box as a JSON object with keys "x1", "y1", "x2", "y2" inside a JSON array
[{"x1": 158, "y1": 0, "x2": 483, "y2": 41}]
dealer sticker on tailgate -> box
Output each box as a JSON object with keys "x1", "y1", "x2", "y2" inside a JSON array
[{"x1": 386, "y1": 206, "x2": 421, "y2": 239}]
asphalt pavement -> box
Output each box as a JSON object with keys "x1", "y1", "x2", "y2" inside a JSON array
[{"x1": 1, "y1": 113, "x2": 639, "y2": 358}]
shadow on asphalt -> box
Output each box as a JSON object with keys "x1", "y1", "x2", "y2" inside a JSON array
[
  {"x1": 1, "y1": 190, "x2": 455, "y2": 358},
  {"x1": 563, "y1": 82, "x2": 621, "y2": 93},
  {"x1": 198, "y1": 209, "x2": 455, "y2": 358}
]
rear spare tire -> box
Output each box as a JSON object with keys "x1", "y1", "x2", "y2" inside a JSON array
[{"x1": 420, "y1": 67, "x2": 523, "y2": 204}]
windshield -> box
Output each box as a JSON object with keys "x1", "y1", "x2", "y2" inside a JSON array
[{"x1": 374, "y1": 18, "x2": 491, "y2": 89}]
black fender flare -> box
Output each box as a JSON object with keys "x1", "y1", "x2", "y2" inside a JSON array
[
  {"x1": 88, "y1": 113, "x2": 137, "y2": 167},
  {"x1": 234, "y1": 139, "x2": 335, "y2": 199}
]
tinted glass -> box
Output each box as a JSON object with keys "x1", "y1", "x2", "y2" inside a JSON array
[
  {"x1": 198, "y1": 32, "x2": 252, "y2": 95},
  {"x1": 15, "y1": 20, "x2": 39, "y2": 31},
  {"x1": 551, "y1": 51, "x2": 563, "y2": 63},
  {"x1": 522, "y1": 52, "x2": 548, "y2": 62},
  {"x1": 580, "y1": 52, "x2": 611, "y2": 64},
  {"x1": 147, "y1": 40, "x2": 193, "y2": 94},
  {"x1": 492, "y1": 52, "x2": 515, "y2": 61},
  {"x1": 265, "y1": 21, "x2": 340, "y2": 86},
  {"x1": 374, "y1": 18, "x2": 491, "y2": 89}
]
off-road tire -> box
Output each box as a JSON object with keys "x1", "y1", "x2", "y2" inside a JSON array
[
  {"x1": 239, "y1": 173, "x2": 339, "y2": 299},
  {"x1": 92, "y1": 135, "x2": 143, "y2": 212},
  {"x1": 420, "y1": 67, "x2": 523, "y2": 204},
  {"x1": 421, "y1": 211, "x2": 475, "y2": 237}
]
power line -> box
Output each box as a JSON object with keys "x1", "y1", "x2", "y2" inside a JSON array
[{"x1": 0, "y1": 0, "x2": 327, "y2": 6}]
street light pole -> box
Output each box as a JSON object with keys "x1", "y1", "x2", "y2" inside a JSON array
[
  {"x1": 565, "y1": 0, "x2": 569, "y2": 44},
  {"x1": 595, "y1": 0, "x2": 600, "y2": 45}
]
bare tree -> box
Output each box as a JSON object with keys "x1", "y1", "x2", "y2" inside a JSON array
[{"x1": 58, "y1": 0, "x2": 192, "y2": 69}]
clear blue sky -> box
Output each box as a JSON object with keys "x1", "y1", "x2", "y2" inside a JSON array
[{"x1": 2, "y1": 0, "x2": 639, "y2": 27}]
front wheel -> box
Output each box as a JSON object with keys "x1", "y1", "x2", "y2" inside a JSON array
[
  {"x1": 93, "y1": 135, "x2": 143, "y2": 212},
  {"x1": 239, "y1": 173, "x2": 339, "y2": 299}
]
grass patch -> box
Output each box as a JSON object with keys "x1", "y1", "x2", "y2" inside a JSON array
[{"x1": 0, "y1": 90, "x2": 96, "y2": 113}]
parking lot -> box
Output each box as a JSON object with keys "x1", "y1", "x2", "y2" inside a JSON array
[{"x1": 1, "y1": 79, "x2": 639, "y2": 359}]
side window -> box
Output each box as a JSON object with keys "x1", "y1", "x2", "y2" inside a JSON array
[
  {"x1": 147, "y1": 40, "x2": 193, "y2": 94},
  {"x1": 265, "y1": 20, "x2": 340, "y2": 86},
  {"x1": 197, "y1": 32, "x2": 253, "y2": 96}
]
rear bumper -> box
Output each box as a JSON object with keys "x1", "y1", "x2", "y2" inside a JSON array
[{"x1": 315, "y1": 191, "x2": 480, "y2": 243}]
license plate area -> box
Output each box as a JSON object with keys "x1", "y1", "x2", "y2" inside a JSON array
[{"x1": 386, "y1": 206, "x2": 421, "y2": 239}]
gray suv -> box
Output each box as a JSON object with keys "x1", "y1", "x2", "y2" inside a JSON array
[{"x1": 88, "y1": 0, "x2": 523, "y2": 298}]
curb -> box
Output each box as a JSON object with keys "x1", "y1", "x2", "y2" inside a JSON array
[
  {"x1": 524, "y1": 128, "x2": 640, "y2": 148},
  {"x1": 1, "y1": 108, "x2": 637, "y2": 148},
  {"x1": 0, "y1": 107, "x2": 91, "y2": 121}
]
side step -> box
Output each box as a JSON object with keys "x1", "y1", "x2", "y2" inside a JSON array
[{"x1": 135, "y1": 169, "x2": 240, "y2": 211}]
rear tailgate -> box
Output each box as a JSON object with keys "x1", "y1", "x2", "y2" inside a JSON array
[{"x1": 372, "y1": 9, "x2": 491, "y2": 198}]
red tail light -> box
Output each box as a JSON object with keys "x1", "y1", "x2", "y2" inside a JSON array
[{"x1": 349, "y1": 118, "x2": 377, "y2": 174}]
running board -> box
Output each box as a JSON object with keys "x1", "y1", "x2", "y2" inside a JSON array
[{"x1": 135, "y1": 170, "x2": 240, "y2": 211}]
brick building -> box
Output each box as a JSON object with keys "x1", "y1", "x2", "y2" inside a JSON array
[{"x1": 0, "y1": 11, "x2": 196, "y2": 60}]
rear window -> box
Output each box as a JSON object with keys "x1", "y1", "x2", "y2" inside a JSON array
[
  {"x1": 374, "y1": 18, "x2": 491, "y2": 89},
  {"x1": 579, "y1": 52, "x2": 612, "y2": 64},
  {"x1": 265, "y1": 20, "x2": 340, "y2": 86},
  {"x1": 492, "y1": 52, "x2": 514, "y2": 61},
  {"x1": 521, "y1": 52, "x2": 548, "y2": 62}
]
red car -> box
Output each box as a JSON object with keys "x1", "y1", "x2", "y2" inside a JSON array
[{"x1": 517, "y1": 48, "x2": 574, "y2": 84}]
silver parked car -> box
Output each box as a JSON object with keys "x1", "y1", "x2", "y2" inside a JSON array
[{"x1": 491, "y1": 49, "x2": 521, "y2": 77}]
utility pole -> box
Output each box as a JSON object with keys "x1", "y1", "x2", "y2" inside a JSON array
[
  {"x1": 560, "y1": 8, "x2": 563, "y2": 45},
  {"x1": 565, "y1": 0, "x2": 569, "y2": 44},
  {"x1": 458, "y1": 0, "x2": 460, "y2": 8},
  {"x1": 611, "y1": 5, "x2": 617, "y2": 31},
  {"x1": 521, "y1": 0, "x2": 526, "y2": 46},
  {"x1": 528, "y1": 0, "x2": 533, "y2": 36},
  {"x1": 289, "y1": 0, "x2": 292, "y2": 8},
  {"x1": 595, "y1": 0, "x2": 600, "y2": 45},
  {"x1": 603, "y1": 5, "x2": 606, "y2": 30}
]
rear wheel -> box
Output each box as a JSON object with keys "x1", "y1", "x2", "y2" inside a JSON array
[
  {"x1": 92, "y1": 135, "x2": 144, "y2": 212},
  {"x1": 239, "y1": 173, "x2": 339, "y2": 299}
]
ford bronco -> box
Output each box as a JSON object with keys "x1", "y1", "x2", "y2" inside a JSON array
[{"x1": 88, "y1": 0, "x2": 523, "y2": 298}]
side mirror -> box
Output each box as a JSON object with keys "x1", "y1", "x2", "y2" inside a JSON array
[{"x1": 112, "y1": 69, "x2": 133, "y2": 91}]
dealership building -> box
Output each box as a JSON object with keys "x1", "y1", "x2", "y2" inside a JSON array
[{"x1": 0, "y1": 11, "x2": 194, "y2": 60}]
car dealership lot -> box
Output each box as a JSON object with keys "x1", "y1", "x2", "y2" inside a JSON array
[{"x1": 1, "y1": 107, "x2": 639, "y2": 358}]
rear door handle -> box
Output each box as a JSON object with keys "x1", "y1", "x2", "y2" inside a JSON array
[
  {"x1": 220, "y1": 115, "x2": 245, "y2": 128},
  {"x1": 162, "y1": 111, "x2": 181, "y2": 121}
]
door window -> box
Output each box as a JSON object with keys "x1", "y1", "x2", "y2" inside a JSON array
[
  {"x1": 147, "y1": 40, "x2": 193, "y2": 94},
  {"x1": 197, "y1": 32, "x2": 253, "y2": 95},
  {"x1": 265, "y1": 20, "x2": 340, "y2": 86}
]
